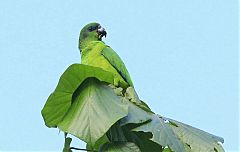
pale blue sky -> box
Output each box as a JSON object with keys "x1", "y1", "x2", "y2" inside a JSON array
[{"x1": 0, "y1": 0, "x2": 238, "y2": 151}]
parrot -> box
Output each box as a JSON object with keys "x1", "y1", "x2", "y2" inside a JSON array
[
  {"x1": 77, "y1": 23, "x2": 154, "y2": 150},
  {"x1": 78, "y1": 22, "x2": 134, "y2": 89},
  {"x1": 43, "y1": 22, "x2": 225, "y2": 152}
]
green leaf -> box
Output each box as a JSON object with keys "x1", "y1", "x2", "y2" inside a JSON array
[
  {"x1": 100, "y1": 142, "x2": 141, "y2": 152},
  {"x1": 42, "y1": 63, "x2": 225, "y2": 152},
  {"x1": 120, "y1": 97, "x2": 151, "y2": 126},
  {"x1": 166, "y1": 117, "x2": 225, "y2": 152},
  {"x1": 58, "y1": 78, "x2": 128, "y2": 146},
  {"x1": 124, "y1": 87, "x2": 141, "y2": 104},
  {"x1": 55, "y1": 64, "x2": 114, "y2": 93},
  {"x1": 41, "y1": 92, "x2": 72, "y2": 127},
  {"x1": 87, "y1": 134, "x2": 109, "y2": 151},
  {"x1": 138, "y1": 100, "x2": 152, "y2": 113},
  {"x1": 41, "y1": 64, "x2": 115, "y2": 127},
  {"x1": 107, "y1": 122, "x2": 128, "y2": 142},
  {"x1": 133, "y1": 114, "x2": 224, "y2": 152},
  {"x1": 124, "y1": 87, "x2": 152, "y2": 113},
  {"x1": 123, "y1": 127, "x2": 163, "y2": 152},
  {"x1": 133, "y1": 114, "x2": 189, "y2": 152}
]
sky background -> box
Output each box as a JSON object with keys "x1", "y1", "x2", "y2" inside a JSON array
[{"x1": 0, "y1": 0, "x2": 238, "y2": 151}]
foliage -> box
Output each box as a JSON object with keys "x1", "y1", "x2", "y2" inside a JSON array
[{"x1": 42, "y1": 64, "x2": 224, "y2": 152}]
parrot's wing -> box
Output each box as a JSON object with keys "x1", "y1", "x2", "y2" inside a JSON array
[{"x1": 101, "y1": 46, "x2": 134, "y2": 87}]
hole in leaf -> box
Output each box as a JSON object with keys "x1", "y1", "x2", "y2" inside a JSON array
[
  {"x1": 164, "y1": 119, "x2": 170, "y2": 123},
  {"x1": 186, "y1": 143, "x2": 191, "y2": 149}
]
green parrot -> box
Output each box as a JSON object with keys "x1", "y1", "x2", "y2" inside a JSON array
[
  {"x1": 79, "y1": 22, "x2": 133, "y2": 88},
  {"x1": 78, "y1": 22, "x2": 137, "y2": 148}
]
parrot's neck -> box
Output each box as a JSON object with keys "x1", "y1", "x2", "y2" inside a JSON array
[
  {"x1": 80, "y1": 40, "x2": 104, "y2": 53},
  {"x1": 80, "y1": 40, "x2": 97, "y2": 52},
  {"x1": 80, "y1": 41, "x2": 96, "y2": 58},
  {"x1": 79, "y1": 41, "x2": 87, "y2": 52}
]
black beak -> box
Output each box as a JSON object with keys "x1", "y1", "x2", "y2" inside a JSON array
[{"x1": 97, "y1": 26, "x2": 107, "y2": 39}]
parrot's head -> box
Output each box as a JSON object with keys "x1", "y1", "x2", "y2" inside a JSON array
[{"x1": 79, "y1": 22, "x2": 107, "y2": 52}]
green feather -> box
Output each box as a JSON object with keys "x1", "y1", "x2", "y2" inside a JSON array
[
  {"x1": 79, "y1": 23, "x2": 133, "y2": 88},
  {"x1": 101, "y1": 46, "x2": 134, "y2": 87}
]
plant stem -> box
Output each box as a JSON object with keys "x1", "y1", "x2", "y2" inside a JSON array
[{"x1": 70, "y1": 147, "x2": 97, "y2": 152}]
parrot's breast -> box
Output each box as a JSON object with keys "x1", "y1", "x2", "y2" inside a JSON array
[{"x1": 81, "y1": 42, "x2": 125, "y2": 85}]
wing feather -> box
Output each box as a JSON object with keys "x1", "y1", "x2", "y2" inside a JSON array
[{"x1": 101, "y1": 46, "x2": 134, "y2": 87}]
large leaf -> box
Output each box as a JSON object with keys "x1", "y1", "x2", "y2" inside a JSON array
[
  {"x1": 41, "y1": 64, "x2": 115, "y2": 127},
  {"x1": 124, "y1": 87, "x2": 152, "y2": 113},
  {"x1": 87, "y1": 134, "x2": 109, "y2": 151},
  {"x1": 100, "y1": 142, "x2": 141, "y2": 152},
  {"x1": 107, "y1": 122, "x2": 128, "y2": 142},
  {"x1": 165, "y1": 117, "x2": 225, "y2": 152},
  {"x1": 58, "y1": 78, "x2": 128, "y2": 146},
  {"x1": 108, "y1": 86, "x2": 153, "y2": 126},
  {"x1": 133, "y1": 114, "x2": 189, "y2": 152},
  {"x1": 55, "y1": 64, "x2": 114, "y2": 93},
  {"x1": 132, "y1": 114, "x2": 224, "y2": 152},
  {"x1": 123, "y1": 127, "x2": 163, "y2": 152},
  {"x1": 41, "y1": 92, "x2": 72, "y2": 127},
  {"x1": 42, "y1": 63, "x2": 225, "y2": 152},
  {"x1": 120, "y1": 97, "x2": 151, "y2": 126}
]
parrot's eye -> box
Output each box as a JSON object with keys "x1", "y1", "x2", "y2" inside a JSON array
[
  {"x1": 88, "y1": 26, "x2": 93, "y2": 32},
  {"x1": 88, "y1": 26, "x2": 97, "y2": 32}
]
